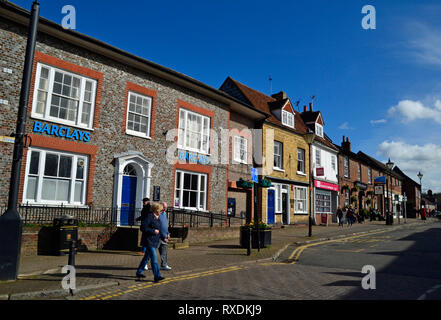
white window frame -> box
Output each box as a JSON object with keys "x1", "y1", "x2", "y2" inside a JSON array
[
  {"x1": 271, "y1": 183, "x2": 283, "y2": 214},
  {"x1": 177, "y1": 108, "x2": 210, "y2": 155},
  {"x1": 125, "y1": 91, "x2": 152, "y2": 139},
  {"x1": 315, "y1": 148, "x2": 321, "y2": 167},
  {"x1": 23, "y1": 147, "x2": 88, "y2": 206},
  {"x1": 331, "y1": 155, "x2": 336, "y2": 171},
  {"x1": 297, "y1": 148, "x2": 305, "y2": 174},
  {"x1": 274, "y1": 141, "x2": 283, "y2": 170},
  {"x1": 234, "y1": 136, "x2": 248, "y2": 164},
  {"x1": 358, "y1": 163, "x2": 362, "y2": 181},
  {"x1": 315, "y1": 123, "x2": 324, "y2": 138},
  {"x1": 344, "y1": 157, "x2": 349, "y2": 178},
  {"x1": 294, "y1": 186, "x2": 308, "y2": 214},
  {"x1": 31, "y1": 62, "x2": 97, "y2": 130},
  {"x1": 281, "y1": 110, "x2": 295, "y2": 128},
  {"x1": 368, "y1": 167, "x2": 372, "y2": 184},
  {"x1": 174, "y1": 170, "x2": 207, "y2": 211}
]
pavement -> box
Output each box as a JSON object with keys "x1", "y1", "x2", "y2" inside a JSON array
[{"x1": 0, "y1": 217, "x2": 435, "y2": 300}]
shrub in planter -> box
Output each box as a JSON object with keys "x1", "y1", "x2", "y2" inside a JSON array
[{"x1": 240, "y1": 221, "x2": 272, "y2": 248}]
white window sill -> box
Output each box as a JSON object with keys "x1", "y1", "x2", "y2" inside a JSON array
[
  {"x1": 31, "y1": 114, "x2": 94, "y2": 131},
  {"x1": 177, "y1": 146, "x2": 210, "y2": 156},
  {"x1": 233, "y1": 159, "x2": 249, "y2": 165},
  {"x1": 20, "y1": 202, "x2": 88, "y2": 208},
  {"x1": 273, "y1": 167, "x2": 285, "y2": 172},
  {"x1": 297, "y1": 171, "x2": 307, "y2": 176},
  {"x1": 126, "y1": 130, "x2": 152, "y2": 140}
]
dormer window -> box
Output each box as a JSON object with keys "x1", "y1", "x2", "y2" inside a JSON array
[
  {"x1": 315, "y1": 123, "x2": 323, "y2": 138},
  {"x1": 282, "y1": 110, "x2": 294, "y2": 128}
]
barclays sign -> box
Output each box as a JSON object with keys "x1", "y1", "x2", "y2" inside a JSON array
[{"x1": 32, "y1": 121, "x2": 91, "y2": 142}]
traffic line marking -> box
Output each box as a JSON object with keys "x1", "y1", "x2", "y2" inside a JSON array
[
  {"x1": 288, "y1": 229, "x2": 391, "y2": 264},
  {"x1": 81, "y1": 265, "x2": 244, "y2": 300}
]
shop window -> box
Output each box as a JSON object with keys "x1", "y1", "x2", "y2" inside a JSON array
[
  {"x1": 295, "y1": 186, "x2": 308, "y2": 214},
  {"x1": 24, "y1": 148, "x2": 88, "y2": 205},
  {"x1": 126, "y1": 91, "x2": 152, "y2": 138},
  {"x1": 174, "y1": 170, "x2": 207, "y2": 210},
  {"x1": 32, "y1": 63, "x2": 97, "y2": 129},
  {"x1": 316, "y1": 190, "x2": 331, "y2": 213},
  {"x1": 177, "y1": 109, "x2": 210, "y2": 154}
]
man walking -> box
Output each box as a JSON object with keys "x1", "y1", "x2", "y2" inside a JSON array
[{"x1": 159, "y1": 202, "x2": 172, "y2": 271}]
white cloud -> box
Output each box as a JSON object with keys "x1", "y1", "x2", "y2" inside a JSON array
[
  {"x1": 388, "y1": 99, "x2": 441, "y2": 124},
  {"x1": 370, "y1": 119, "x2": 387, "y2": 125},
  {"x1": 407, "y1": 23, "x2": 441, "y2": 67},
  {"x1": 377, "y1": 140, "x2": 441, "y2": 192},
  {"x1": 338, "y1": 122, "x2": 353, "y2": 130}
]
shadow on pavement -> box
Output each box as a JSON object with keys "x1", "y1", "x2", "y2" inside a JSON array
[{"x1": 336, "y1": 222, "x2": 441, "y2": 299}]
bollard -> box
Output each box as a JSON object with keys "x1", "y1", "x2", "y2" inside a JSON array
[
  {"x1": 247, "y1": 227, "x2": 251, "y2": 256},
  {"x1": 68, "y1": 240, "x2": 76, "y2": 267}
]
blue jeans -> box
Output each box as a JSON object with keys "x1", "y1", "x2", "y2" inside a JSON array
[{"x1": 137, "y1": 246, "x2": 161, "y2": 280}]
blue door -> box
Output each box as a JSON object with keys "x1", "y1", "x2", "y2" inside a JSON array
[
  {"x1": 267, "y1": 189, "x2": 275, "y2": 224},
  {"x1": 121, "y1": 176, "x2": 137, "y2": 225}
]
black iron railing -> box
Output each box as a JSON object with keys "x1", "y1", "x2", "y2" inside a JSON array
[{"x1": 1, "y1": 204, "x2": 245, "y2": 228}]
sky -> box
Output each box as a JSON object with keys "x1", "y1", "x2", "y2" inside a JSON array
[{"x1": 10, "y1": 0, "x2": 441, "y2": 192}]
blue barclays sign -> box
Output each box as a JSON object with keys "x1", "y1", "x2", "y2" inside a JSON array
[
  {"x1": 178, "y1": 150, "x2": 210, "y2": 165},
  {"x1": 32, "y1": 121, "x2": 91, "y2": 142}
]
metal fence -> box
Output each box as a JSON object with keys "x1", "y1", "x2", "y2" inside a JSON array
[{"x1": 1, "y1": 204, "x2": 245, "y2": 228}]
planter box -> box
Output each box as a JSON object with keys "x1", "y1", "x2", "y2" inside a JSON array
[{"x1": 240, "y1": 228, "x2": 272, "y2": 248}]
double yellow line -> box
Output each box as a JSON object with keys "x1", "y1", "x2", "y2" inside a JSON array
[
  {"x1": 288, "y1": 229, "x2": 390, "y2": 264},
  {"x1": 82, "y1": 265, "x2": 244, "y2": 300}
]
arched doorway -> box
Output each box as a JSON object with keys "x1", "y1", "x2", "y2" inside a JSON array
[{"x1": 113, "y1": 151, "x2": 153, "y2": 226}]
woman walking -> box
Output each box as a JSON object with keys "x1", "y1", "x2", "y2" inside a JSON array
[{"x1": 136, "y1": 202, "x2": 165, "y2": 283}]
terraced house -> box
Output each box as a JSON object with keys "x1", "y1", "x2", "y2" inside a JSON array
[
  {"x1": 220, "y1": 78, "x2": 311, "y2": 225},
  {"x1": 300, "y1": 104, "x2": 339, "y2": 225},
  {"x1": 0, "y1": 1, "x2": 267, "y2": 226}
]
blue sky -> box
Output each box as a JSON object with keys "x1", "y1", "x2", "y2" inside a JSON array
[{"x1": 11, "y1": 0, "x2": 441, "y2": 192}]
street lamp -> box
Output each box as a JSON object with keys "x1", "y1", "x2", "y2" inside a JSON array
[
  {"x1": 386, "y1": 158, "x2": 394, "y2": 225},
  {"x1": 417, "y1": 171, "x2": 423, "y2": 213},
  {"x1": 304, "y1": 130, "x2": 316, "y2": 237}
]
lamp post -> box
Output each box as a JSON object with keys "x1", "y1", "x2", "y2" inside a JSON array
[
  {"x1": 0, "y1": 1, "x2": 40, "y2": 281},
  {"x1": 304, "y1": 130, "x2": 316, "y2": 237},
  {"x1": 417, "y1": 171, "x2": 423, "y2": 215},
  {"x1": 386, "y1": 158, "x2": 394, "y2": 225}
]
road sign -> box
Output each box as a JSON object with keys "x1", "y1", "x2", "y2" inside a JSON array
[
  {"x1": 374, "y1": 176, "x2": 386, "y2": 184},
  {"x1": 374, "y1": 185, "x2": 384, "y2": 195},
  {"x1": 250, "y1": 167, "x2": 258, "y2": 183}
]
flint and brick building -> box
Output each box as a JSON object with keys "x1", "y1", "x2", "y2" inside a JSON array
[{"x1": 0, "y1": 1, "x2": 267, "y2": 225}]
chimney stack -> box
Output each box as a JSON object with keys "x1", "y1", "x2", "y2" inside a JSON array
[
  {"x1": 309, "y1": 102, "x2": 313, "y2": 111},
  {"x1": 303, "y1": 105, "x2": 307, "y2": 112},
  {"x1": 271, "y1": 91, "x2": 287, "y2": 101},
  {"x1": 342, "y1": 136, "x2": 351, "y2": 152}
]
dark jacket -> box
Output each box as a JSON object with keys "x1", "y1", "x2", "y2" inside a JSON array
[
  {"x1": 140, "y1": 212, "x2": 161, "y2": 248},
  {"x1": 136, "y1": 203, "x2": 151, "y2": 222}
]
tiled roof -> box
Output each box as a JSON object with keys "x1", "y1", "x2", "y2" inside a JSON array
[{"x1": 220, "y1": 77, "x2": 308, "y2": 135}]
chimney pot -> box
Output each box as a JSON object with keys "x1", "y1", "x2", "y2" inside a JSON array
[
  {"x1": 303, "y1": 105, "x2": 307, "y2": 112},
  {"x1": 309, "y1": 102, "x2": 313, "y2": 111}
]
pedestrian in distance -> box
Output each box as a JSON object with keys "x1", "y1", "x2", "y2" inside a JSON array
[
  {"x1": 136, "y1": 202, "x2": 165, "y2": 283},
  {"x1": 158, "y1": 202, "x2": 172, "y2": 271},
  {"x1": 342, "y1": 206, "x2": 348, "y2": 226},
  {"x1": 337, "y1": 207, "x2": 343, "y2": 227},
  {"x1": 347, "y1": 207, "x2": 354, "y2": 227},
  {"x1": 421, "y1": 206, "x2": 427, "y2": 222}
]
